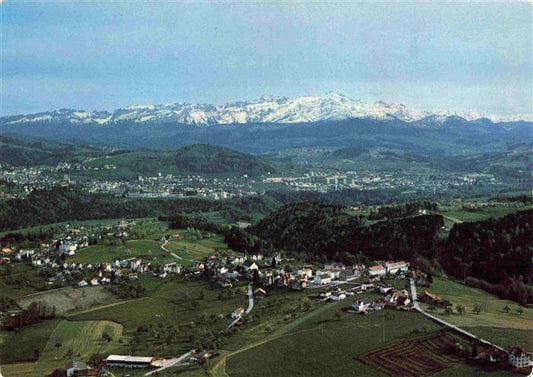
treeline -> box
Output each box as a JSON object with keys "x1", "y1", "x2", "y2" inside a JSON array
[
  {"x1": 342, "y1": 214, "x2": 444, "y2": 262},
  {"x1": 488, "y1": 195, "x2": 533, "y2": 204},
  {"x1": 439, "y1": 210, "x2": 533, "y2": 304},
  {"x1": 267, "y1": 188, "x2": 425, "y2": 206},
  {"x1": 368, "y1": 201, "x2": 438, "y2": 220},
  {"x1": 0, "y1": 186, "x2": 281, "y2": 231}
]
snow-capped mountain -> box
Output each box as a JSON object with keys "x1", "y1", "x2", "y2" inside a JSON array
[{"x1": 1, "y1": 92, "x2": 530, "y2": 126}]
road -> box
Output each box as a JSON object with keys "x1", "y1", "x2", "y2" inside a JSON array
[
  {"x1": 227, "y1": 282, "x2": 254, "y2": 329},
  {"x1": 409, "y1": 279, "x2": 506, "y2": 352},
  {"x1": 144, "y1": 350, "x2": 193, "y2": 376}
]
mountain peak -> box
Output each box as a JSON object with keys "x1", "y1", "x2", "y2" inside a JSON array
[{"x1": 1, "y1": 93, "x2": 531, "y2": 126}]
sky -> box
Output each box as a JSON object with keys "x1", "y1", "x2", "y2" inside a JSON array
[{"x1": 1, "y1": 1, "x2": 532, "y2": 117}]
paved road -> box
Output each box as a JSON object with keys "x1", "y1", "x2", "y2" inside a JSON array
[
  {"x1": 228, "y1": 282, "x2": 254, "y2": 329},
  {"x1": 245, "y1": 282, "x2": 254, "y2": 314},
  {"x1": 409, "y1": 279, "x2": 506, "y2": 352},
  {"x1": 144, "y1": 350, "x2": 193, "y2": 376}
]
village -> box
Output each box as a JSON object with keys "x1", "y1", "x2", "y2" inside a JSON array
[{"x1": 1, "y1": 217, "x2": 531, "y2": 377}]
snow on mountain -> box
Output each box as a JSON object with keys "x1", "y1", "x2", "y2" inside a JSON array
[{"x1": 1, "y1": 92, "x2": 530, "y2": 126}]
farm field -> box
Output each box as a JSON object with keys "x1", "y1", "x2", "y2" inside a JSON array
[
  {"x1": 1, "y1": 319, "x2": 126, "y2": 377},
  {"x1": 0, "y1": 318, "x2": 62, "y2": 363},
  {"x1": 416, "y1": 278, "x2": 533, "y2": 349},
  {"x1": 69, "y1": 278, "x2": 251, "y2": 356},
  {"x1": 223, "y1": 305, "x2": 511, "y2": 377},
  {"x1": 437, "y1": 205, "x2": 530, "y2": 225},
  {"x1": 16, "y1": 285, "x2": 118, "y2": 316}
]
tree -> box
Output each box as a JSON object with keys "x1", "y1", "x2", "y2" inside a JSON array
[
  {"x1": 473, "y1": 304, "x2": 481, "y2": 315},
  {"x1": 335, "y1": 311, "x2": 342, "y2": 321},
  {"x1": 102, "y1": 331, "x2": 112, "y2": 343},
  {"x1": 444, "y1": 307, "x2": 453, "y2": 315},
  {"x1": 503, "y1": 305, "x2": 511, "y2": 314},
  {"x1": 456, "y1": 304, "x2": 465, "y2": 315},
  {"x1": 517, "y1": 306, "x2": 524, "y2": 315}
]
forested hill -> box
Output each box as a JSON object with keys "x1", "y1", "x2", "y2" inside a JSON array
[
  {"x1": 173, "y1": 144, "x2": 275, "y2": 175},
  {"x1": 249, "y1": 202, "x2": 363, "y2": 260},
  {"x1": 248, "y1": 202, "x2": 443, "y2": 264},
  {"x1": 440, "y1": 210, "x2": 533, "y2": 304}
]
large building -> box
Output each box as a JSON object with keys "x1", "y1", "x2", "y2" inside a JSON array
[
  {"x1": 105, "y1": 355, "x2": 154, "y2": 368},
  {"x1": 508, "y1": 348, "x2": 531, "y2": 368}
]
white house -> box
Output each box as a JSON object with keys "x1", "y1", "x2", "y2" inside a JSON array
[
  {"x1": 60, "y1": 242, "x2": 77, "y2": 255},
  {"x1": 65, "y1": 361, "x2": 88, "y2": 377},
  {"x1": 77, "y1": 280, "x2": 88, "y2": 287},
  {"x1": 243, "y1": 260, "x2": 258, "y2": 271},
  {"x1": 315, "y1": 274, "x2": 332, "y2": 285},
  {"x1": 352, "y1": 300, "x2": 370, "y2": 313},
  {"x1": 368, "y1": 265, "x2": 386, "y2": 276},
  {"x1": 508, "y1": 348, "x2": 531, "y2": 368},
  {"x1": 385, "y1": 261, "x2": 409, "y2": 275}
]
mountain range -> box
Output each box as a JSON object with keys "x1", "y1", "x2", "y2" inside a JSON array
[{"x1": 2, "y1": 92, "x2": 531, "y2": 127}]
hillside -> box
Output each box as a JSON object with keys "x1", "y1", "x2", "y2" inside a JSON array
[
  {"x1": 173, "y1": 144, "x2": 275, "y2": 175},
  {"x1": 0, "y1": 136, "x2": 103, "y2": 166}
]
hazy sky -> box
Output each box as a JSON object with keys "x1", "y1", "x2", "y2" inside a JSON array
[{"x1": 2, "y1": 2, "x2": 532, "y2": 116}]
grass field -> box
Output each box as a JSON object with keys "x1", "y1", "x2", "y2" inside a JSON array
[
  {"x1": 67, "y1": 239, "x2": 171, "y2": 264},
  {"x1": 1, "y1": 319, "x2": 126, "y2": 377},
  {"x1": 223, "y1": 306, "x2": 511, "y2": 377},
  {"x1": 416, "y1": 278, "x2": 533, "y2": 349},
  {"x1": 0, "y1": 318, "x2": 62, "y2": 363}
]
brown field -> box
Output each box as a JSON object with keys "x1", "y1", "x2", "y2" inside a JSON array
[
  {"x1": 16, "y1": 286, "x2": 118, "y2": 315},
  {"x1": 357, "y1": 330, "x2": 465, "y2": 377}
]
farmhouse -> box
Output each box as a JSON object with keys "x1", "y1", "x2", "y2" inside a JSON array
[
  {"x1": 65, "y1": 361, "x2": 96, "y2": 376},
  {"x1": 368, "y1": 265, "x2": 386, "y2": 277},
  {"x1": 231, "y1": 307, "x2": 245, "y2": 319},
  {"x1": 105, "y1": 355, "x2": 154, "y2": 368},
  {"x1": 508, "y1": 347, "x2": 531, "y2": 368}
]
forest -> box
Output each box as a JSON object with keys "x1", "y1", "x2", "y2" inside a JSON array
[{"x1": 439, "y1": 210, "x2": 533, "y2": 304}]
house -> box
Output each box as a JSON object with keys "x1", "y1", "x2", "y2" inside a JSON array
[
  {"x1": 65, "y1": 361, "x2": 87, "y2": 377},
  {"x1": 379, "y1": 286, "x2": 394, "y2": 294},
  {"x1": 254, "y1": 288, "x2": 267, "y2": 299},
  {"x1": 77, "y1": 280, "x2": 88, "y2": 287},
  {"x1": 105, "y1": 355, "x2": 154, "y2": 368},
  {"x1": 368, "y1": 265, "x2": 386, "y2": 276},
  {"x1": 329, "y1": 293, "x2": 346, "y2": 301},
  {"x1": 243, "y1": 260, "x2": 258, "y2": 271},
  {"x1": 231, "y1": 307, "x2": 245, "y2": 319},
  {"x1": 60, "y1": 241, "x2": 77, "y2": 255},
  {"x1": 2, "y1": 247, "x2": 12, "y2": 255},
  {"x1": 90, "y1": 278, "x2": 100, "y2": 286},
  {"x1": 352, "y1": 300, "x2": 370, "y2": 313},
  {"x1": 100, "y1": 277, "x2": 111, "y2": 284},
  {"x1": 315, "y1": 274, "x2": 331, "y2": 285},
  {"x1": 385, "y1": 261, "x2": 409, "y2": 275},
  {"x1": 508, "y1": 347, "x2": 531, "y2": 368}
]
